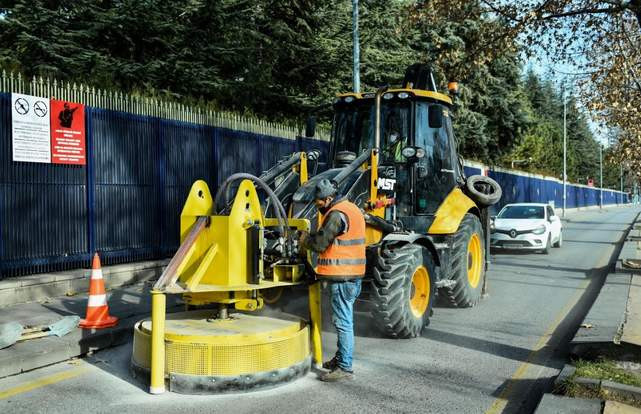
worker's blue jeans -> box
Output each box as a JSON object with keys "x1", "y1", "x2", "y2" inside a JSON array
[{"x1": 330, "y1": 279, "x2": 362, "y2": 372}]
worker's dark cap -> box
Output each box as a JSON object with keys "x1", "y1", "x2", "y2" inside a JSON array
[{"x1": 315, "y1": 179, "x2": 337, "y2": 199}]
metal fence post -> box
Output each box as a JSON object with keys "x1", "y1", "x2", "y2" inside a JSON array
[
  {"x1": 155, "y1": 117, "x2": 165, "y2": 257},
  {"x1": 256, "y1": 134, "x2": 263, "y2": 174},
  {"x1": 86, "y1": 107, "x2": 96, "y2": 261}
]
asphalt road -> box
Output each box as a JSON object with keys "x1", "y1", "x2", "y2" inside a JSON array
[{"x1": 1, "y1": 206, "x2": 639, "y2": 414}]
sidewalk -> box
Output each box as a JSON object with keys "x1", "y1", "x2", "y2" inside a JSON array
[
  {"x1": 571, "y1": 214, "x2": 641, "y2": 358},
  {"x1": 0, "y1": 270, "x2": 181, "y2": 379}
]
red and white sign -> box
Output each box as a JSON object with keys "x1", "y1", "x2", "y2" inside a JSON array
[{"x1": 50, "y1": 99, "x2": 86, "y2": 165}]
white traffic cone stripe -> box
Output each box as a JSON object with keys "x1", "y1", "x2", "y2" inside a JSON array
[
  {"x1": 87, "y1": 294, "x2": 107, "y2": 307},
  {"x1": 91, "y1": 269, "x2": 103, "y2": 280}
]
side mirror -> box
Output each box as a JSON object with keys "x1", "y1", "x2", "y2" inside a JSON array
[
  {"x1": 428, "y1": 105, "x2": 443, "y2": 129},
  {"x1": 550, "y1": 216, "x2": 560, "y2": 222},
  {"x1": 305, "y1": 116, "x2": 316, "y2": 138}
]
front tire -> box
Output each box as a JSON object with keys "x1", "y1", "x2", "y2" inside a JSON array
[
  {"x1": 542, "y1": 234, "x2": 551, "y2": 254},
  {"x1": 444, "y1": 214, "x2": 485, "y2": 308},
  {"x1": 553, "y1": 232, "x2": 562, "y2": 248},
  {"x1": 370, "y1": 244, "x2": 436, "y2": 338}
]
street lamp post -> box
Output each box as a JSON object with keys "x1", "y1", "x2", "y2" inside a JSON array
[
  {"x1": 599, "y1": 144, "x2": 603, "y2": 209},
  {"x1": 620, "y1": 163, "x2": 624, "y2": 198},
  {"x1": 563, "y1": 93, "x2": 567, "y2": 218},
  {"x1": 352, "y1": 0, "x2": 360, "y2": 93}
]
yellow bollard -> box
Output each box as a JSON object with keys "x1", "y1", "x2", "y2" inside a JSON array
[
  {"x1": 150, "y1": 290, "x2": 166, "y2": 394},
  {"x1": 308, "y1": 282, "x2": 323, "y2": 368}
]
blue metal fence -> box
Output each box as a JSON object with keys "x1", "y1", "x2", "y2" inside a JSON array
[
  {"x1": 0, "y1": 90, "x2": 629, "y2": 278},
  {"x1": 0, "y1": 93, "x2": 329, "y2": 278},
  {"x1": 485, "y1": 167, "x2": 628, "y2": 212}
]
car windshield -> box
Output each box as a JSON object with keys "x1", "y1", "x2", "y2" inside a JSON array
[
  {"x1": 498, "y1": 205, "x2": 545, "y2": 219},
  {"x1": 332, "y1": 101, "x2": 411, "y2": 163}
]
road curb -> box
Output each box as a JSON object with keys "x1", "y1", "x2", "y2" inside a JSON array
[
  {"x1": 0, "y1": 259, "x2": 169, "y2": 308},
  {"x1": 534, "y1": 393, "x2": 602, "y2": 414},
  {"x1": 601, "y1": 380, "x2": 641, "y2": 403}
]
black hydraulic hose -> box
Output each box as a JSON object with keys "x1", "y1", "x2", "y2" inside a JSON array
[
  {"x1": 214, "y1": 173, "x2": 288, "y2": 237},
  {"x1": 332, "y1": 149, "x2": 373, "y2": 186},
  {"x1": 364, "y1": 213, "x2": 398, "y2": 233},
  {"x1": 259, "y1": 153, "x2": 301, "y2": 185}
]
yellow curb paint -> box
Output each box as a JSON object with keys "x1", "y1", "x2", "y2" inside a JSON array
[
  {"x1": 0, "y1": 367, "x2": 89, "y2": 400},
  {"x1": 485, "y1": 246, "x2": 614, "y2": 414}
]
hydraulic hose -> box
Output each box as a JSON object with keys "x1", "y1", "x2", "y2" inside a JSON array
[
  {"x1": 214, "y1": 173, "x2": 288, "y2": 237},
  {"x1": 364, "y1": 213, "x2": 398, "y2": 234}
]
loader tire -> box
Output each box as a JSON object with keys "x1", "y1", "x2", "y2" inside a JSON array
[
  {"x1": 445, "y1": 213, "x2": 485, "y2": 308},
  {"x1": 370, "y1": 243, "x2": 436, "y2": 338}
]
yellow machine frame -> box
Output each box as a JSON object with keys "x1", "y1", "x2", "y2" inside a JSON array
[{"x1": 147, "y1": 153, "x2": 323, "y2": 394}]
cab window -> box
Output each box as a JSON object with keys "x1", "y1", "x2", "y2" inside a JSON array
[{"x1": 380, "y1": 102, "x2": 411, "y2": 164}]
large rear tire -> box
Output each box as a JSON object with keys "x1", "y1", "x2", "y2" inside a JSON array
[
  {"x1": 445, "y1": 214, "x2": 485, "y2": 308},
  {"x1": 370, "y1": 244, "x2": 436, "y2": 338}
]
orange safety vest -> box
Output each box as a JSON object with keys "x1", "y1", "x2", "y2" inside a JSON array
[{"x1": 316, "y1": 200, "x2": 366, "y2": 279}]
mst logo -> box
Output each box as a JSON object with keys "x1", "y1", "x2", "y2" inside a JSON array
[{"x1": 377, "y1": 177, "x2": 396, "y2": 191}]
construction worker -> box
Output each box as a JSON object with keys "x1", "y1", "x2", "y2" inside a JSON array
[{"x1": 299, "y1": 179, "x2": 366, "y2": 382}]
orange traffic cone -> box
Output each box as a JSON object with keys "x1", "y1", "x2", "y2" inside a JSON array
[{"x1": 79, "y1": 253, "x2": 118, "y2": 329}]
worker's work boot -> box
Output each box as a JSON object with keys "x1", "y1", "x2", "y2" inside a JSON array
[
  {"x1": 320, "y1": 367, "x2": 353, "y2": 382},
  {"x1": 322, "y1": 357, "x2": 338, "y2": 371}
]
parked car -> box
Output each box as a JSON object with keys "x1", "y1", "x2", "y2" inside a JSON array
[{"x1": 490, "y1": 203, "x2": 562, "y2": 254}]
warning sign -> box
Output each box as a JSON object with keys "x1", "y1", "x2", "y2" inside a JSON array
[
  {"x1": 50, "y1": 99, "x2": 86, "y2": 165},
  {"x1": 11, "y1": 93, "x2": 51, "y2": 163}
]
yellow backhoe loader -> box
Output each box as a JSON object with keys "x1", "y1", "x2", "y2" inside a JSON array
[{"x1": 131, "y1": 63, "x2": 502, "y2": 394}]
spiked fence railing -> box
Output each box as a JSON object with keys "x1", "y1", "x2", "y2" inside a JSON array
[{"x1": 0, "y1": 70, "x2": 331, "y2": 141}]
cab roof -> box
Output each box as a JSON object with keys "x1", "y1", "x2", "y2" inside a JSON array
[{"x1": 336, "y1": 88, "x2": 453, "y2": 106}]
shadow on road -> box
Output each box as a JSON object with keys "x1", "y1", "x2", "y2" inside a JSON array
[{"x1": 422, "y1": 328, "x2": 532, "y2": 364}]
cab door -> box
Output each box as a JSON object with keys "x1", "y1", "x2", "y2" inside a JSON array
[{"x1": 414, "y1": 102, "x2": 457, "y2": 215}]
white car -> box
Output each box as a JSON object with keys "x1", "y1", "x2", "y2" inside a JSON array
[{"x1": 490, "y1": 203, "x2": 562, "y2": 254}]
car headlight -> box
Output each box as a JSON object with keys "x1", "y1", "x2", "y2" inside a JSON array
[{"x1": 532, "y1": 225, "x2": 546, "y2": 235}]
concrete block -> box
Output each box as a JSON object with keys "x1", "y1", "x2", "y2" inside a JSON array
[
  {"x1": 554, "y1": 364, "x2": 577, "y2": 391},
  {"x1": 0, "y1": 260, "x2": 168, "y2": 308},
  {"x1": 602, "y1": 380, "x2": 641, "y2": 401},
  {"x1": 604, "y1": 400, "x2": 641, "y2": 414},
  {"x1": 534, "y1": 394, "x2": 602, "y2": 414},
  {"x1": 575, "y1": 376, "x2": 602, "y2": 391},
  {"x1": 18, "y1": 274, "x2": 57, "y2": 287}
]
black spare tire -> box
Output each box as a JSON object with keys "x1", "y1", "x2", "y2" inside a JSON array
[{"x1": 465, "y1": 175, "x2": 502, "y2": 206}]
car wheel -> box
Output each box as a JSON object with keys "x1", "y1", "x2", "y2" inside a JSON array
[
  {"x1": 553, "y1": 231, "x2": 562, "y2": 248},
  {"x1": 542, "y1": 234, "x2": 551, "y2": 254}
]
